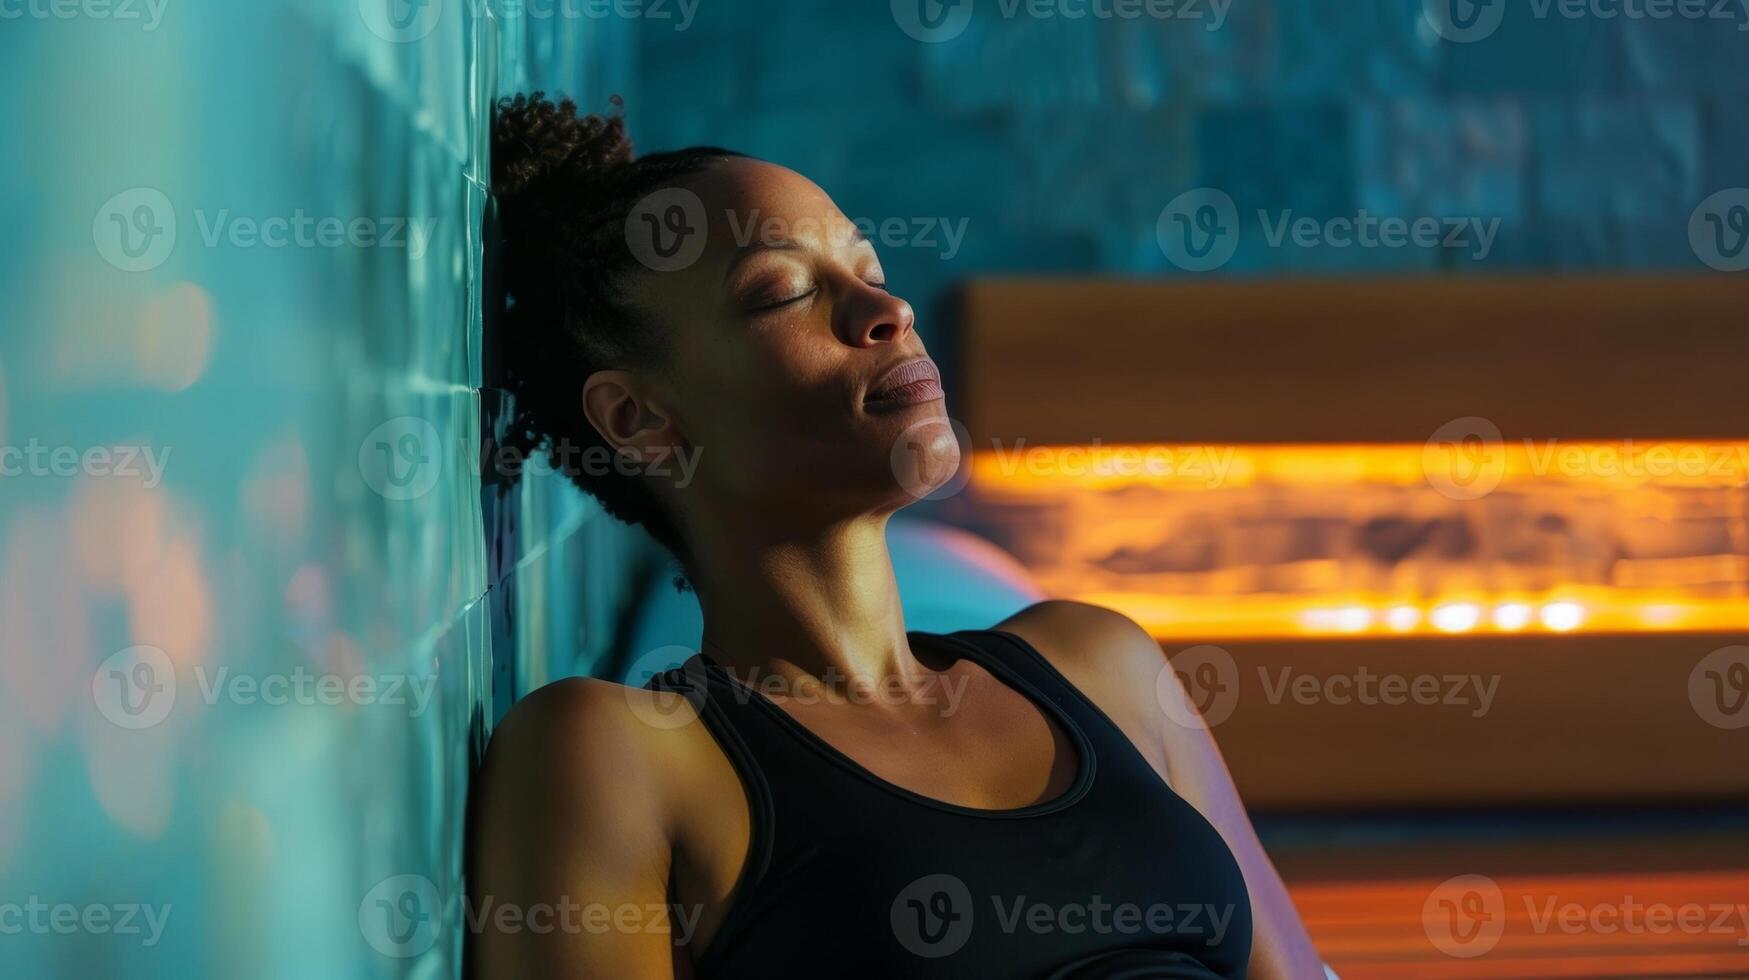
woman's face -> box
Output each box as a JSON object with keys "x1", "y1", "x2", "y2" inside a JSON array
[{"x1": 602, "y1": 157, "x2": 959, "y2": 532}]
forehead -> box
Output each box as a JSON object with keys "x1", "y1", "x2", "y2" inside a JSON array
[{"x1": 684, "y1": 157, "x2": 859, "y2": 250}]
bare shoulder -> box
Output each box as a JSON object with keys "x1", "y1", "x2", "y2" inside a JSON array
[
  {"x1": 995, "y1": 599, "x2": 1165, "y2": 681},
  {"x1": 485, "y1": 677, "x2": 650, "y2": 774},
  {"x1": 470, "y1": 674, "x2": 711, "y2": 868},
  {"x1": 992, "y1": 600, "x2": 1175, "y2": 759}
]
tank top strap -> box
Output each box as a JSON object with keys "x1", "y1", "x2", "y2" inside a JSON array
[
  {"x1": 933, "y1": 627, "x2": 1174, "y2": 790},
  {"x1": 932, "y1": 627, "x2": 1106, "y2": 722}
]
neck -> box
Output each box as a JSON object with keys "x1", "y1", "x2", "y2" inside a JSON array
[{"x1": 690, "y1": 510, "x2": 929, "y2": 695}]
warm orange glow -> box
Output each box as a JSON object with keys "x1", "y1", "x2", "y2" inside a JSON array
[
  {"x1": 971, "y1": 441, "x2": 1749, "y2": 491},
  {"x1": 969, "y1": 442, "x2": 1749, "y2": 640},
  {"x1": 1293, "y1": 869, "x2": 1749, "y2": 978}
]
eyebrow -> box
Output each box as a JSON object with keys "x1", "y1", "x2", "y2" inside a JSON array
[{"x1": 720, "y1": 226, "x2": 873, "y2": 283}]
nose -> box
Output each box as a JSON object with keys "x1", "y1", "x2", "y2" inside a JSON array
[{"x1": 837, "y1": 279, "x2": 915, "y2": 348}]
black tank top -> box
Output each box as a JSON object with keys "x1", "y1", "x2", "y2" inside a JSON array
[{"x1": 647, "y1": 628, "x2": 1253, "y2": 979}]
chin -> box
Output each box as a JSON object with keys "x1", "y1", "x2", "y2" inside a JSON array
[{"x1": 879, "y1": 408, "x2": 964, "y2": 503}]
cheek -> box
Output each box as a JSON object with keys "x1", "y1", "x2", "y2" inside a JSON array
[{"x1": 677, "y1": 332, "x2": 846, "y2": 466}]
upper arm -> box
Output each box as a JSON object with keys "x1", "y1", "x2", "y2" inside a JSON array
[{"x1": 466, "y1": 679, "x2": 680, "y2": 980}]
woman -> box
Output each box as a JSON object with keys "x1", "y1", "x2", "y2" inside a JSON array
[{"x1": 468, "y1": 93, "x2": 1325, "y2": 979}]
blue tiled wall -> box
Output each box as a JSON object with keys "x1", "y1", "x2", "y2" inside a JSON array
[
  {"x1": 621, "y1": 0, "x2": 1748, "y2": 348},
  {"x1": 1, "y1": 3, "x2": 1742, "y2": 978},
  {"x1": 0, "y1": 2, "x2": 568, "y2": 977}
]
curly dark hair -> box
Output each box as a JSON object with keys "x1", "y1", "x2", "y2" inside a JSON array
[{"x1": 490, "y1": 92, "x2": 743, "y2": 586}]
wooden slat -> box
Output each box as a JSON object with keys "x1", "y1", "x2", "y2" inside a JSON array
[
  {"x1": 1202, "y1": 632, "x2": 1749, "y2": 810},
  {"x1": 958, "y1": 276, "x2": 1749, "y2": 445}
]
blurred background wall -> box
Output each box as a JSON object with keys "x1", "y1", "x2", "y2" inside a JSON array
[{"x1": 0, "y1": 2, "x2": 1744, "y2": 978}]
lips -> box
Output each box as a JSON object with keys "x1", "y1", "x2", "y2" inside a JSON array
[{"x1": 864, "y1": 356, "x2": 944, "y2": 409}]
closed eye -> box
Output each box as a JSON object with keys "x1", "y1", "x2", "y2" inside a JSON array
[{"x1": 748, "y1": 286, "x2": 819, "y2": 313}]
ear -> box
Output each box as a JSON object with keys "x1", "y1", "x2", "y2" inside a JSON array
[{"x1": 580, "y1": 369, "x2": 684, "y2": 466}]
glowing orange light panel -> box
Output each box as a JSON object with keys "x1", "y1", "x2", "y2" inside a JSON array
[{"x1": 967, "y1": 443, "x2": 1749, "y2": 640}]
